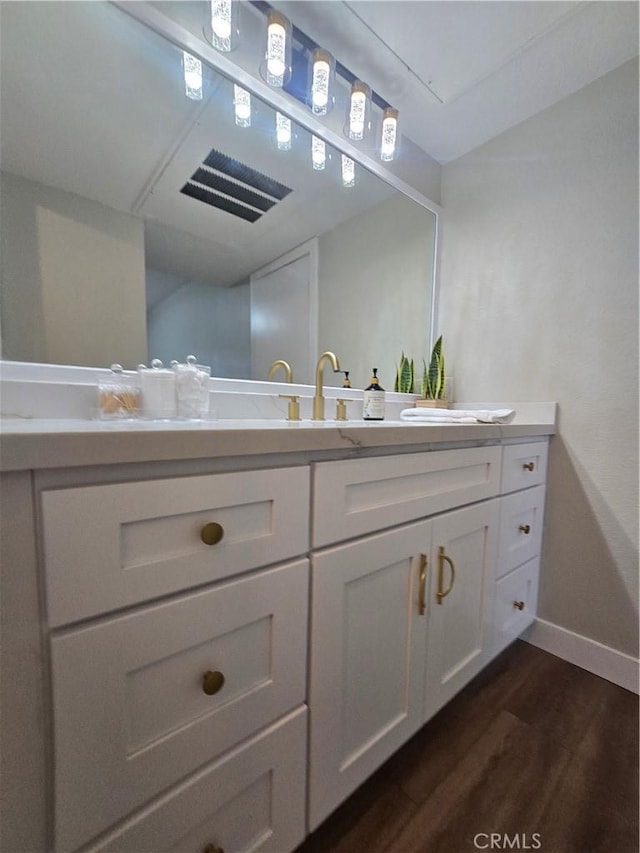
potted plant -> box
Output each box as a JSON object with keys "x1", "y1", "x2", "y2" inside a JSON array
[
  {"x1": 418, "y1": 335, "x2": 450, "y2": 407},
  {"x1": 394, "y1": 352, "x2": 415, "y2": 394}
]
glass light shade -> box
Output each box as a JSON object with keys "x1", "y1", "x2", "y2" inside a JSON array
[
  {"x1": 312, "y1": 135, "x2": 326, "y2": 170},
  {"x1": 341, "y1": 154, "x2": 355, "y2": 187},
  {"x1": 182, "y1": 52, "x2": 203, "y2": 100},
  {"x1": 347, "y1": 80, "x2": 371, "y2": 141},
  {"x1": 233, "y1": 84, "x2": 251, "y2": 127},
  {"x1": 264, "y1": 10, "x2": 291, "y2": 87},
  {"x1": 380, "y1": 107, "x2": 399, "y2": 161},
  {"x1": 276, "y1": 112, "x2": 292, "y2": 150},
  {"x1": 208, "y1": 0, "x2": 238, "y2": 52},
  {"x1": 310, "y1": 48, "x2": 334, "y2": 116}
]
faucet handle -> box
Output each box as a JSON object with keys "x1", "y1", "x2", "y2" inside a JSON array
[
  {"x1": 279, "y1": 394, "x2": 301, "y2": 421},
  {"x1": 335, "y1": 398, "x2": 356, "y2": 421}
]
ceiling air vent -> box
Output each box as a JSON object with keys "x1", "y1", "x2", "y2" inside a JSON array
[{"x1": 181, "y1": 148, "x2": 292, "y2": 223}]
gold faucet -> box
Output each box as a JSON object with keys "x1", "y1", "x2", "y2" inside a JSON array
[
  {"x1": 267, "y1": 359, "x2": 293, "y2": 383},
  {"x1": 313, "y1": 351, "x2": 341, "y2": 420}
]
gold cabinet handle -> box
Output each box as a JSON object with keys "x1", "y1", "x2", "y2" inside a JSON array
[
  {"x1": 203, "y1": 846, "x2": 224, "y2": 853},
  {"x1": 202, "y1": 670, "x2": 225, "y2": 696},
  {"x1": 518, "y1": 524, "x2": 531, "y2": 534},
  {"x1": 201, "y1": 522, "x2": 224, "y2": 546},
  {"x1": 513, "y1": 600, "x2": 525, "y2": 611},
  {"x1": 436, "y1": 546, "x2": 456, "y2": 604},
  {"x1": 418, "y1": 553, "x2": 428, "y2": 616},
  {"x1": 522, "y1": 462, "x2": 535, "y2": 471}
]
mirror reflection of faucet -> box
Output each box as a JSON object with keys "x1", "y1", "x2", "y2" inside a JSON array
[{"x1": 267, "y1": 359, "x2": 293, "y2": 383}]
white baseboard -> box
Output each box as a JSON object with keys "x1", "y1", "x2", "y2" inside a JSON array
[{"x1": 522, "y1": 618, "x2": 639, "y2": 694}]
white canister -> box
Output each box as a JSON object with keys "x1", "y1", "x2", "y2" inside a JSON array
[{"x1": 138, "y1": 359, "x2": 177, "y2": 419}]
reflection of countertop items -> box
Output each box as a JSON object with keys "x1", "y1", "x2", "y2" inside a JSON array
[{"x1": 1, "y1": 407, "x2": 556, "y2": 472}]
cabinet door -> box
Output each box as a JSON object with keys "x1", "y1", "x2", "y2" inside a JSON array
[
  {"x1": 309, "y1": 520, "x2": 432, "y2": 830},
  {"x1": 425, "y1": 500, "x2": 499, "y2": 721}
]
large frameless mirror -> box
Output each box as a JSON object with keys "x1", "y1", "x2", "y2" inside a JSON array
[{"x1": 0, "y1": 1, "x2": 437, "y2": 388}]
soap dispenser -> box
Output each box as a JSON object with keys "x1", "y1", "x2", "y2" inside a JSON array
[{"x1": 362, "y1": 368, "x2": 385, "y2": 421}]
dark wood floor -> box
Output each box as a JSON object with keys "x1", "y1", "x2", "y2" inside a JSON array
[{"x1": 296, "y1": 640, "x2": 639, "y2": 853}]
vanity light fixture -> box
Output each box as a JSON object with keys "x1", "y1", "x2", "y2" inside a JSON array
[
  {"x1": 341, "y1": 154, "x2": 355, "y2": 187},
  {"x1": 310, "y1": 48, "x2": 334, "y2": 116},
  {"x1": 347, "y1": 80, "x2": 371, "y2": 141},
  {"x1": 208, "y1": 0, "x2": 238, "y2": 52},
  {"x1": 233, "y1": 84, "x2": 251, "y2": 127},
  {"x1": 276, "y1": 112, "x2": 292, "y2": 150},
  {"x1": 380, "y1": 107, "x2": 398, "y2": 161},
  {"x1": 263, "y1": 9, "x2": 292, "y2": 88},
  {"x1": 311, "y1": 136, "x2": 326, "y2": 170},
  {"x1": 182, "y1": 52, "x2": 203, "y2": 100}
]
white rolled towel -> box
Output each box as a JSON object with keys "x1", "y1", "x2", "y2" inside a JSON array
[{"x1": 400, "y1": 407, "x2": 515, "y2": 424}]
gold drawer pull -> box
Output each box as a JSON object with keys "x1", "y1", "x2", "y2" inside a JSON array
[
  {"x1": 513, "y1": 600, "x2": 525, "y2": 611},
  {"x1": 436, "y1": 546, "x2": 456, "y2": 604},
  {"x1": 418, "y1": 553, "x2": 428, "y2": 616},
  {"x1": 518, "y1": 524, "x2": 531, "y2": 534},
  {"x1": 201, "y1": 522, "x2": 224, "y2": 546},
  {"x1": 204, "y1": 846, "x2": 224, "y2": 853},
  {"x1": 202, "y1": 670, "x2": 225, "y2": 696},
  {"x1": 522, "y1": 462, "x2": 535, "y2": 471}
]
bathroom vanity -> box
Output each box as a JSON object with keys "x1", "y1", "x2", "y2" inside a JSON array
[{"x1": 1, "y1": 401, "x2": 554, "y2": 853}]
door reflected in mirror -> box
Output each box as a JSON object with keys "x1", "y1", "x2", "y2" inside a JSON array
[{"x1": 0, "y1": 1, "x2": 436, "y2": 388}]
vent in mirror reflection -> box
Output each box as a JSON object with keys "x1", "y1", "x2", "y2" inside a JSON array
[{"x1": 180, "y1": 147, "x2": 293, "y2": 222}]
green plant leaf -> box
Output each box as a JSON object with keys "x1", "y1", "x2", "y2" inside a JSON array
[{"x1": 424, "y1": 335, "x2": 445, "y2": 398}]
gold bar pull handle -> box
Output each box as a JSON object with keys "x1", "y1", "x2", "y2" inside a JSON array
[
  {"x1": 436, "y1": 546, "x2": 456, "y2": 604},
  {"x1": 522, "y1": 461, "x2": 535, "y2": 471},
  {"x1": 418, "y1": 553, "x2": 428, "y2": 615},
  {"x1": 513, "y1": 600, "x2": 525, "y2": 611},
  {"x1": 518, "y1": 524, "x2": 531, "y2": 534}
]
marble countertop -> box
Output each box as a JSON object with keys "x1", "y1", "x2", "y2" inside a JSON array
[{"x1": 0, "y1": 414, "x2": 556, "y2": 472}]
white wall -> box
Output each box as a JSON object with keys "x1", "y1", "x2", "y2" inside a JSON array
[
  {"x1": 319, "y1": 193, "x2": 436, "y2": 390},
  {"x1": 147, "y1": 277, "x2": 250, "y2": 379},
  {"x1": 439, "y1": 59, "x2": 639, "y2": 657},
  {"x1": 0, "y1": 172, "x2": 147, "y2": 368}
]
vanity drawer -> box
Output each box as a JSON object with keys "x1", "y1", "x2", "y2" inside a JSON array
[
  {"x1": 50, "y1": 560, "x2": 308, "y2": 852},
  {"x1": 85, "y1": 707, "x2": 307, "y2": 853},
  {"x1": 42, "y1": 465, "x2": 309, "y2": 626},
  {"x1": 500, "y1": 440, "x2": 548, "y2": 494},
  {"x1": 496, "y1": 484, "x2": 546, "y2": 578},
  {"x1": 312, "y1": 446, "x2": 501, "y2": 547},
  {"x1": 491, "y1": 557, "x2": 539, "y2": 657}
]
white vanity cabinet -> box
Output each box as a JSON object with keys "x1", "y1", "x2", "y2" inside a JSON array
[
  {"x1": 308, "y1": 447, "x2": 503, "y2": 828},
  {"x1": 40, "y1": 467, "x2": 311, "y2": 853},
  {"x1": 2, "y1": 426, "x2": 552, "y2": 853},
  {"x1": 489, "y1": 440, "x2": 548, "y2": 657}
]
